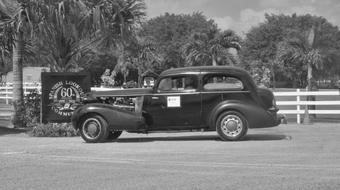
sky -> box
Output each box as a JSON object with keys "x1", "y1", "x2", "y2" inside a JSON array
[{"x1": 144, "y1": 0, "x2": 340, "y2": 36}]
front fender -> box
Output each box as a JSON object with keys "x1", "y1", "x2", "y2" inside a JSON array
[{"x1": 71, "y1": 103, "x2": 146, "y2": 131}]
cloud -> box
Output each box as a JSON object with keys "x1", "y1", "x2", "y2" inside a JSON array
[
  {"x1": 259, "y1": 0, "x2": 293, "y2": 8},
  {"x1": 223, "y1": 6, "x2": 321, "y2": 37},
  {"x1": 212, "y1": 8, "x2": 278, "y2": 37},
  {"x1": 144, "y1": 0, "x2": 212, "y2": 18},
  {"x1": 238, "y1": 8, "x2": 277, "y2": 33},
  {"x1": 144, "y1": 0, "x2": 182, "y2": 17},
  {"x1": 212, "y1": 16, "x2": 235, "y2": 31}
]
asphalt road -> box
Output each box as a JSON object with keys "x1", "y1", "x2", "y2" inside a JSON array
[{"x1": 0, "y1": 124, "x2": 339, "y2": 190}]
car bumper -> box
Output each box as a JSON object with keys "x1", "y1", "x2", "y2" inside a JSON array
[{"x1": 276, "y1": 113, "x2": 287, "y2": 125}]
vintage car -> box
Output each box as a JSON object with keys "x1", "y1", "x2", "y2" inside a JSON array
[{"x1": 71, "y1": 66, "x2": 284, "y2": 143}]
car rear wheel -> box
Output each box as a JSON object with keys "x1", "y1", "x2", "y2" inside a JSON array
[
  {"x1": 216, "y1": 111, "x2": 248, "y2": 141},
  {"x1": 106, "y1": 131, "x2": 123, "y2": 141},
  {"x1": 80, "y1": 115, "x2": 109, "y2": 143}
]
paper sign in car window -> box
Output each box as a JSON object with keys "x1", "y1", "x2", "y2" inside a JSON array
[{"x1": 167, "y1": 96, "x2": 181, "y2": 107}]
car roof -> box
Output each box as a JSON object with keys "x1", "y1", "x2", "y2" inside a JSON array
[{"x1": 160, "y1": 66, "x2": 250, "y2": 77}]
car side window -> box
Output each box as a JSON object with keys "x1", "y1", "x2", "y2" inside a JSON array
[
  {"x1": 203, "y1": 75, "x2": 244, "y2": 91},
  {"x1": 158, "y1": 75, "x2": 197, "y2": 92}
]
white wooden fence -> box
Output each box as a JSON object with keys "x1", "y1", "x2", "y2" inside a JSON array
[
  {"x1": 1, "y1": 85, "x2": 340, "y2": 124},
  {"x1": 0, "y1": 83, "x2": 41, "y2": 104},
  {"x1": 274, "y1": 89, "x2": 340, "y2": 124}
]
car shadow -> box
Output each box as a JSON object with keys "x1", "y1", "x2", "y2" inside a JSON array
[
  {"x1": 243, "y1": 134, "x2": 291, "y2": 141},
  {"x1": 114, "y1": 135, "x2": 220, "y2": 143},
  {"x1": 113, "y1": 133, "x2": 291, "y2": 143}
]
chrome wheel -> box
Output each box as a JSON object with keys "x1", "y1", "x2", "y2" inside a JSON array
[
  {"x1": 220, "y1": 115, "x2": 244, "y2": 137},
  {"x1": 82, "y1": 118, "x2": 102, "y2": 140},
  {"x1": 217, "y1": 111, "x2": 248, "y2": 141}
]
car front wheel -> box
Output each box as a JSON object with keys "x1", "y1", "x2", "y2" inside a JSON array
[
  {"x1": 216, "y1": 111, "x2": 248, "y2": 141},
  {"x1": 80, "y1": 115, "x2": 109, "y2": 143}
]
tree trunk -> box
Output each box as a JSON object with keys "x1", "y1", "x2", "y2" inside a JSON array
[
  {"x1": 307, "y1": 62, "x2": 316, "y2": 118},
  {"x1": 271, "y1": 63, "x2": 276, "y2": 89},
  {"x1": 212, "y1": 55, "x2": 218, "y2": 83},
  {"x1": 1, "y1": 49, "x2": 6, "y2": 67},
  {"x1": 307, "y1": 62, "x2": 312, "y2": 91},
  {"x1": 11, "y1": 30, "x2": 25, "y2": 128},
  {"x1": 212, "y1": 54, "x2": 217, "y2": 66},
  {"x1": 137, "y1": 66, "x2": 142, "y2": 88}
]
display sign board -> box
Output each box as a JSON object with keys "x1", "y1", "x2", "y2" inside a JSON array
[
  {"x1": 167, "y1": 96, "x2": 181, "y2": 108},
  {"x1": 41, "y1": 72, "x2": 90, "y2": 123}
]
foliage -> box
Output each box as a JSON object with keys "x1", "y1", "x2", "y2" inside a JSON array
[
  {"x1": 276, "y1": 18, "x2": 340, "y2": 89},
  {"x1": 182, "y1": 32, "x2": 212, "y2": 66},
  {"x1": 0, "y1": 53, "x2": 11, "y2": 75},
  {"x1": 11, "y1": 100, "x2": 25, "y2": 127},
  {"x1": 33, "y1": 0, "x2": 101, "y2": 72},
  {"x1": 10, "y1": 90, "x2": 78, "y2": 137},
  {"x1": 1, "y1": 0, "x2": 147, "y2": 81},
  {"x1": 94, "y1": 0, "x2": 146, "y2": 82},
  {"x1": 241, "y1": 13, "x2": 340, "y2": 88},
  {"x1": 0, "y1": 0, "x2": 45, "y2": 127},
  {"x1": 23, "y1": 89, "x2": 41, "y2": 128},
  {"x1": 139, "y1": 12, "x2": 219, "y2": 71},
  {"x1": 10, "y1": 89, "x2": 41, "y2": 128},
  {"x1": 182, "y1": 30, "x2": 241, "y2": 66},
  {"x1": 250, "y1": 65, "x2": 271, "y2": 87},
  {"x1": 133, "y1": 39, "x2": 161, "y2": 74},
  {"x1": 82, "y1": 54, "x2": 118, "y2": 86},
  {"x1": 29, "y1": 123, "x2": 78, "y2": 137}
]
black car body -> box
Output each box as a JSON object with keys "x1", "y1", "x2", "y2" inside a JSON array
[{"x1": 72, "y1": 66, "x2": 283, "y2": 143}]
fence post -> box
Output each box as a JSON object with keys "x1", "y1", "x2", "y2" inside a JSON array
[
  {"x1": 296, "y1": 89, "x2": 300, "y2": 124},
  {"x1": 5, "y1": 83, "x2": 8, "y2": 104}
]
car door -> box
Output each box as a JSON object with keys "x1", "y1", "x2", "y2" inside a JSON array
[
  {"x1": 201, "y1": 74, "x2": 250, "y2": 126},
  {"x1": 144, "y1": 75, "x2": 201, "y2": 129}
]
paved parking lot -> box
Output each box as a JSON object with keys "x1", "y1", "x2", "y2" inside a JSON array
[{"x1": 0, "y1": 123, "x2": 339, "y2": 190}]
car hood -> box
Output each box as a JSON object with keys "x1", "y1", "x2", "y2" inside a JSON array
[{"x1": 90, "y1": 88, "x2": 154, "y2": 97}]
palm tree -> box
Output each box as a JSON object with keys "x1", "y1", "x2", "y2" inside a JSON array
[
  {"x1": 0, "y1": 0, "x2": 44, "y2": 127},
  {"x1": 182, "y1": 32, "x2": 211, "y2": 66},
  {"x1": 34, "y1": 0, "x2": 100, "y2": 72},
  {"x1": 212, "y1": 30, "x2": 241, "y2": 66},
  {"x1": 182, "y1": 30, "x2": 241, "y2": 67},
  {"x1": 134, "y1": 38, "x2": 162, "y2": 86},
  {"x1": 277, "y1": 25, "x2": 328, "y2": 122},
  {"x1": 93, "y1": 0, "x2": 146, "y2": 81},
  {"x1": 277, "y1": 26, "x2": 323, "y2": 90},
  {"x1": 137, "y1": 39, "x2": 161, "y2": 70}
]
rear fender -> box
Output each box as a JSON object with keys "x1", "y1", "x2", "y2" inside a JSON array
[
  {"x1": 207, "y1": 100, "x2": 265, "y2": 129},
  {"x1": 72, "y1": 103, "x2": 146, "y2": 131}
]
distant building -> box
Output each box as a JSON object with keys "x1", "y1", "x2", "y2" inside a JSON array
[{"x1": 1, "y1": 67, "x2": 50, "y2": 83}]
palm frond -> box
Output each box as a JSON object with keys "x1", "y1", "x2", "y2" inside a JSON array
[{"x1": 0, "y1": 0, "x2": 20, "y2": 19}]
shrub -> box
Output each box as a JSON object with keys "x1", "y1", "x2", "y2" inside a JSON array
[
  {"x1": 29, "y1": 123, "x2": 79, "y2": 137},
  {"x1": 24, "y1": 90, "x2": 41, "y2": 128},
  {"x1": 11, "y1": 90, "x2": 41, "y2": 128},
  {"x1": 11, "y1": 100, "x2": 26, "y2": 128}
]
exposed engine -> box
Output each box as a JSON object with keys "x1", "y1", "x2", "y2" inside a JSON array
[{"x1": 90, "y1": 96, "x2": 144, "y2": 113}]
